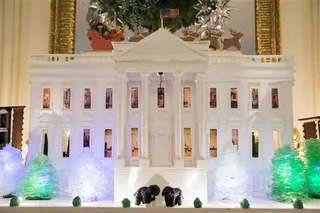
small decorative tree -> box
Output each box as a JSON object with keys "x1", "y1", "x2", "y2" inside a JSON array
[
  {"x1": 72, "y1": 196, "x2": 82, "y2": 207},
  {"x1": 9, "y1": 196, "x2": 20, "y2": 207},
  {"x1": 293, "y1": 199, "x2": 303, "y2": 209},
  {"x1": 66, "y1": 148, "x2": 109, "y2": 202},
  {"x1": 193, "y1": 197, "x2": 202, "y2": 208},
  {"x1": 300, "y1": 139, "x2": 320, "y2": 198},
  {"x1": 17, "y1": 153, "x2": 59, "y2": 200},
  {"x1": 214, "y1": 142, "x2": 248, "y2": 202},
  {"x1": 269, "y1": 145, "x2": 308, "y2": 202},
  {"x1": 0, "y1": 144, "x2": 24, "y2": 197},
  {"x1": 240, "y1": 198, "x2": 250, "y2": 209},
  {"x1": 122, "y1": 198, "x2": 131, "y2": 208}
]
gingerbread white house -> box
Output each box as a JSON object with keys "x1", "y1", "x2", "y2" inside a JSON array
[{"x1": 27, "y1": 29, "x2": 294, "y2": 204}]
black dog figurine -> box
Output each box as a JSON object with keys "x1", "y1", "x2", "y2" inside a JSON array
[
  {"x1": 134, "y1": 185, "x2": 161, "y2": 206},
  {"x1": 161, "y1": 186, "x2": 183, "y2": 207}
]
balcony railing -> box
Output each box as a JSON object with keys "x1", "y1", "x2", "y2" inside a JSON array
[
  {"x1": 29, "y1": 54, "x2": 114, "y2": 63},
  {"x1": 29, "y1": 54, "x2": 293, "y2": 65}
]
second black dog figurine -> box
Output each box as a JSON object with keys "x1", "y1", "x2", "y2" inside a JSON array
[
  {"x1": 161, "y1": 186, "x2": 183, "y2": 207},
  {"x1": 134, "y1": 185, "x2": 161, "y2": 206}
]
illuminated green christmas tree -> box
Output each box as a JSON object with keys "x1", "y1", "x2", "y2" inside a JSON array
[
  {"x1": 17, "y1": 153, "x2": 59, "y2": 200},
  {"x1": 301, "y1": 139, "x2": 320, "y2": 198},
  {"x1": 269, "y1": 145, "x2": 308, "y2": 202}
]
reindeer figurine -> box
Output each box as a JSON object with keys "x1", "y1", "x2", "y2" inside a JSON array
[
  {"x1": 200, "y1": 28, "x2": 223, "y2": 50},
  {"x1": 129, "y1": 27, "x2": 150, "y2": 42},
  {"x1": 180, "y1": 27, "x2": 199, "y2": 42},
  {"x1": 221, "y1": 28, "x2": 244, "y2": 51}
]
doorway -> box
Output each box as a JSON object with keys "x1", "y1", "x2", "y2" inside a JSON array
[{"x1": 152, "y1": 134, "x2": 172, "y2": 167}]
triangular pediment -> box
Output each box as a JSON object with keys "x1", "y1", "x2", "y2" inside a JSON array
[
  {"x1": 248, "y1": 112, "x2": 264, "y2": 124},
  {"x1": 113, "y1": 28, "x2": 209, "y2": 62}
]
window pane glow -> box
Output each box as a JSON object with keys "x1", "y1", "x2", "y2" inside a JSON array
[
  {"x1": 251, "y1": 88, "x2": 259, "y2": 109},
  {"x1": 84, "y1": 88, "x2": 91, "y2": 109},
  {"x1": 184, "y1": 128, "x2": 192, "y2": 157},
  {"x1": 131, "y1": 88, "x2": 139, "y2": 109},
  {"x1": 157, "y1": 87, "x2": 165, "y2": 108},
  {"x1": 273, "y1": 130, "x2": 280, "y2": 152},
  {"x1": 43, "y1": 88, "x2": 51, "y2": 109},
  {"x1": 252, "y1": 130, "x2": 259, "y2": 158},
  {"x1": 104, "y1": 129, "x2": 112, "y2": 158},
  {"x1": 63, "y1": 88, "x2": 71, "y2": 109},
  {"x1": 131, "y1": 128, "x2": 138, "y2": 157},
  {"x1": 105, "y1": 88, "x2": 113, "y2": 109},
  {"x1": 232, "y1": 129, "x2": 239, "y2": 149},
  {"x1": 183, "y1": 87, "x2": 191, "y2": 108},
  {"x1": 271, "y1": 88, "x2": 279, "y2": 108},
  {"x1": 83, "y1": 129, "x2": 90, "y2": 148},
  {"x1": 209, "y1": 88, "x2": 217, "y2": 108},
  {"x1": 62, "y1": 130, "x2": 70, "y2": 158},
  {"x1": 210, "y1": 129, "x2": 217, "y2": 158},
  {"x1": 230, "y1": 88, "x2": 238, "y2": 108}
]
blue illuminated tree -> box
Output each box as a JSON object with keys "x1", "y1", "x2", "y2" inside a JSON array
[{"x1": 0, "y1": 144, "x2": 24, "y2": 197}]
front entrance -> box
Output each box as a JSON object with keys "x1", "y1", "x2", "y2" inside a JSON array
[{"x1": 152, "y1": 134, "x2": 172, "y2": 167}]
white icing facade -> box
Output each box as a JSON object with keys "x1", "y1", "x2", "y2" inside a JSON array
[{"x1": 28, "y1": 29, "x2": 294, "y2": 204}]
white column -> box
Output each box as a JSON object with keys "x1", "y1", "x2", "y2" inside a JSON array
[
  {"x1": 196, "y1": 74, "x2": 207, "y2": 160},
  {"x1": 173, "y1": 73, "x2": 183, "y2": 166},
  {"x1": 280, "y1": 82, "x2": 294, "y2": 146},
  {"x1": 260, "y1": 82, "x2": 273, "y2": 161},
  {"x1": 116, "y1": 73, "x2": 127, "y2": 163},
  {"x1": 140, "y1": 73, "x2": 150, "y2": 166}
]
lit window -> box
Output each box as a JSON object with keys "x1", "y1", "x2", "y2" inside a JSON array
[
  {"x1": 232, "y1": 129, "x2": 239, "y2": 149},
  {"x1": 42, "y1": 129, "x2": 49, "y2": 156},
  {"x1": 271, "y1": 88, "x2": 279, "y2": 109},
  {"x1": 83, "y1": 129, "x2": 90, "y2": 148},
  {"x1": 184, "y1": 128, "x2": 192, "y2": 157},
  {"x1": 210, "y1": 129, "x2": 217, "y2": 158},
  {"x1": 209, "y1": 88, "x2": 217, "y2": 108},
  {"x1": 104, "y1": 129, "x2": 112, "y2": 158},
  {"x1": 273, "y1": 130, "x2": 280, "y2": 152},
  {"x1": 63, "y1": 88, "x2": 71, "y2": 109},
  {"x1": 157, "y1": 87, "x2": 165, "y2": 108},
  {"x1": 131, "y1": 88, "x2": 139, "y2": 109},
  {"x1": 183, "y1": 87, "x2": 191, "y2": 108},
  {"x1": 252, "y1": 130, "x2": 259, "y2": 157},
  {"x1": 251, "y1": 88, "x2": 259, "y2": 109},
  {"x1": 131, "y1": 128, "x2": 139, "y2": 157},
  {"x1": 43, "y1": 88, "x2": 51, "y2": 109},
  {"x1": 84, "y1": 88, "x2": 91, "y2": 109},
  {"x1": 230, "y1": 88, "x2": 238, "y2": 108},
  {"x1": 105, "y1": 88, "x2": 113, "y2": 109},
  {"x1": 62, "y1": 130, "x2": 70, "y2": 158}
]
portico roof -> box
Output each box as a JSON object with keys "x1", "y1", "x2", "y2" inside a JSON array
[{"x1": 112, "y1": 28, "x2": 209, "y2": 63}]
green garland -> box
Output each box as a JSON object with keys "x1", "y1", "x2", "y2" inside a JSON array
[{"x1": 118, "y1": 0, "x2": 198, "y2": 32}]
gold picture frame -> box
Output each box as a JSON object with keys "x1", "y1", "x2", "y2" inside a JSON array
[{"x1": 48, "y1": 0, "x2": 281, "y2": 55}]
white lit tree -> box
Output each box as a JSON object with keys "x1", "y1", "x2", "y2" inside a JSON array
[
  {"x1": 214, "y1": 142, "x2": 248, "y2": 202},
  {"x1": 66, "y1": 148, "x2": 109, "y2": 202},
  {"x1": 0, "y1": 144, "x2": 24, "y2": 197}
]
